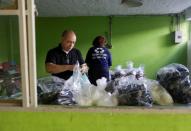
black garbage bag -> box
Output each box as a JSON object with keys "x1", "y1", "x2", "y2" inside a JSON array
[{"x1": 157, "y1": 63, "x2": 191, "y2": 104}]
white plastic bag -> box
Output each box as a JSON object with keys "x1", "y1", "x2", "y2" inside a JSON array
[
  {"x1": 146, "y1": 79, "x2": 173, "y2": 105},
  {"x1": 75, "y1": 77, "x2": 117, "y2": 107}
]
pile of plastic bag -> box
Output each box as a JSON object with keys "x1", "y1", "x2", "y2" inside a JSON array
[
  {"x1": 38, "y1": 61, "x2": 191, "y2": 107},
  {"x1": 0, "y1": 61, "x2": 21, "y2": 99},
  {"x1": 157, "y1": 63, "x2": 191, "y2": 104},
  {"x1": 111, "y1": 61, "x2": 144, "y2": 80},
  {"x1": 107, "y1": 61, "x2": 174, "y2": 106},
  {"x1": 37, "y1": 62, "x2": 117, "y2": 107},
  {"x1": 107, "y1": 62, "x2": 153, "y2": 107}
]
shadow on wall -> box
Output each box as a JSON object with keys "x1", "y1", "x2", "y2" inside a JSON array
[{"x1": 111, "y1": 16, "x2": 188, "y2": 78}]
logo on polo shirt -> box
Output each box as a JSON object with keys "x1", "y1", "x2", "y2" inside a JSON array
[{"x1": 92, "y1": 48, "x2": 107, "y2": 59}]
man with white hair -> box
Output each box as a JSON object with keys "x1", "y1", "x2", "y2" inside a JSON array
[{"x1": 45, "y1": 30, "x2": 87, "y2": 80}]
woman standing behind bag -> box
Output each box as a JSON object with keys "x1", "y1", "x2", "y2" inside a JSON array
[{"x1": 85, "y1": 36, "x2": 112, "y2": 85}]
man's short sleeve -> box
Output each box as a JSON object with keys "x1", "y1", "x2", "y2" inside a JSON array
[
  {"x1": 45, "y1": 50, "x2": 56, "y2": 64},
  {"x1": 76, "y1": 49, "x2": 85, "y2": 65}
]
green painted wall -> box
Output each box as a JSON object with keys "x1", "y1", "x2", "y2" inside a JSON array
[
  {"x1": 36, "y1": 16, "x2": 189, "y2": 79},
  {"x1": 111, "y1": 16, "x2": 189, "y2": 78},
  {"x1": 9, "y1": 16, "x2": 20, "y2": 63},
  {"x1": 36, "y1": 17, "x2": 108, "y2": 78},
  {"x1": 0, "y1": 16, "x2": 11, "y2": 62},
  {"x1": 0, "y1": 16, "x2": 189, "y2": 78},
  {"x1": 0, "y1": 16, "x2": 20, "y2": 63},
  {"x1": 0, "y1": 111, "x2": 191, "y2": 131}
]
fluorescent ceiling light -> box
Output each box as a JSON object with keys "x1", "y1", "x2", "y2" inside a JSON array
[
  {"x1": 121, "y1": 0, "x2": 143, "y2": 7},
  {"x1": 185, "y1": 6, "x2": 191, "y2": 21}
]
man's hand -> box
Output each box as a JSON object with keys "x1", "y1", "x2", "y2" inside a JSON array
[
  {"x1": 66, "y1": 65, "x2": 75, "y2": 71},
  {"x1": 80, "y1": 64, "x2": 89, "y2": 74},
  {"x1": 46, "y1": 63, "x2": 75, "y2": 73}
]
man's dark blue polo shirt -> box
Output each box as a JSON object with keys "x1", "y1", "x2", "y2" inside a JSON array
[{"x1": 45, "y1": 44, "x2": 85, "y2": 80}]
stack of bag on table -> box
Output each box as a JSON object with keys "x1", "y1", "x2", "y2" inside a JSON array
[
  {"x1": 107, "y1": 61, "x2": 173, "y2": 107},
  {"x1": 38, "y1": 62, "x2": 117, "y2": 106},
  {"x1": 0, "y1": 61, "x2": 21, "y2": 99},
  {"x1": 38, "y1": 61, "x2": 191, "y2": 107}
]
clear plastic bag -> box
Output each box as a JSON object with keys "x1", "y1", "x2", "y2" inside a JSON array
[
  {"x1": 74, "y1": 75, "x2": 117, "y2": 106},
  {"x1": 107, "y1": 61, "x2": 151, "y2": 106},
  {"x1": 157, "y1": 63, "x2": 191, "y2": 104},
  {"x1": 0, "y1": 61, "x2": 21, "y2": 99},
  {"x1": 55, "y1": 89, "x2": 76, "y2": 105},
  {"x1": 135, "y1": 64, "x2": 144, "y2": 80},
  {"x1": 89, "y1": 77, "x2": 118, "y2": 107},
  {"x1": 38, "y1": 62, "x2": 117, "y2": 106},
  {"x1": 0, "y1": 80, "x2": 21, "y2": 99},
  {"x1": 111, "y1": 65, "x2": 126, "y2": 80},
  {"x1": 37, "y1": 62, "x2": 87, "y2": 105},
  {"x1": 37, "y1": 76, "x2": 65, "y2": 94},
  {"x1": 37, "y1": 76, "x2": 66, "y2": 104},
  {"x1": 112, "y1": 76, "x2": 153, "y2": 107},
  {"x1": 60, "y1": 62, "x2": 118, "y2": 106},
  {"x1": 111, "y1": 61, "x2": 145, "y2": 80},
  {"x1": 146, "y1": 79, "x2": 173, "y2": 105}
]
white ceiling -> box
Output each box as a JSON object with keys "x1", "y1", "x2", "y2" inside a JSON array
[{"x1": 35, "y1": 0, "x2": 191, "y2": 17}]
